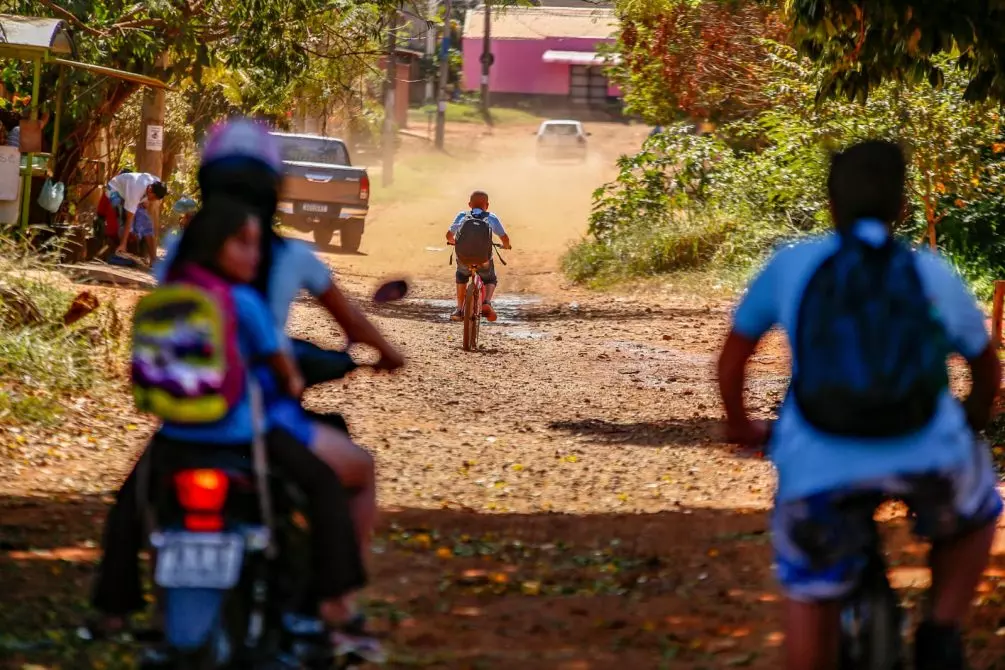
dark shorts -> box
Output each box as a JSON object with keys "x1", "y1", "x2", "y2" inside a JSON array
[{"x1": 456, "y1": 258, "x2": 497, "y2": 286}]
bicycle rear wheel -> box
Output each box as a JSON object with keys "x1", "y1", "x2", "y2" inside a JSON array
[
  {"x1": 839, "y1": 558, "x2": 904, "y2": 670},
  {"x1": 462, "y1": 282, "x2": 479, "y2": 351}
]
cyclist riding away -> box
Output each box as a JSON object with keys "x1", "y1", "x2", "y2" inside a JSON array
[
  {"x1": 447, "y1": 190, "x2": 511, "y2": 322},
  {"x1": 717, "y1": 140, "x2": 1002, "y2": 670}
]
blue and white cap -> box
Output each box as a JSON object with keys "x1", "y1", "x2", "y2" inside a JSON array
[{"x1": 200, "y1": 117, "x2": 282, "y2": 175}]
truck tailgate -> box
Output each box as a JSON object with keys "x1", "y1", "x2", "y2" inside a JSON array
[{"x1": 281, "y1": 161, "x2": 367, "y2": 206}]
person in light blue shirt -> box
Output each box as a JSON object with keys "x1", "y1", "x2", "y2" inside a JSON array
[
  {"x1": 157, "y1": 232, "x2": 334, "y2": 352},
  {"x1": 717, "y1": 140, "x2": 1001, "y2": 670},
  {"x1": 446, "y1": 190, "x2": 511, "y2": 322}
]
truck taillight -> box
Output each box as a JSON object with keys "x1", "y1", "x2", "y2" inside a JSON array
[
  {"x1": 359, "y1": 174, "x2": 370, "y2": 201},
  {"x1": 175, "y1": 469, "x2": 228, "y2": 532}
]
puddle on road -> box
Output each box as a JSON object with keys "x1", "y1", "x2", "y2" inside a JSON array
[{"x1": 400, "y1": 295, "x2": 547, "y2": 340}]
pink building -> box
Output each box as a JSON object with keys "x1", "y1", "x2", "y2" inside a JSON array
[{"x1": 462, "y1": 7, "x2": 620, "y2": 111}]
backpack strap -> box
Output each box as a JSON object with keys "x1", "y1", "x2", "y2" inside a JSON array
[{"x1": 248, "y1": 377, "x2": 277, "y2": 560}]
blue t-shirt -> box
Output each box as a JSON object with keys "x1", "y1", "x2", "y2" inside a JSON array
[
  {"x1": 733, "y1": 220, "x2": 990, "y2": 501},
  {"x1": 448, "y1": 209, "x2": 507, "y2": 237},
  {"x1": 158, "y1": 285, "x2": 280, "y2": 445},
  {"x1": 156, "y1": 236, "x2": 334, "y2": 447},
  {"x1": 156, "y1": 237, "x2": 334, "y2": 349}
]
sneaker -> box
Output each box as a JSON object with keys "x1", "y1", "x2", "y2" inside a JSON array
[
  {"x1": 331, "y1": 614, "x2": 387, "y2": 665},
  {"x1": 482, "y1": 302, "x2": 497, "y2": 322},
  {"x1": 450, "y1": 308, "x2": 463, "y2": 321},
  {"x1": 332, "y1": 631, "x2": 387, "y2": 665},
  {"x1": 914, "y1": 621, "x2": 967, "y2": 670}
]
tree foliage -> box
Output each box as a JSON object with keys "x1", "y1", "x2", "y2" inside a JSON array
[
  {"x1": 573, "y1": 45, "x2": 1005, "y2": 293},
  {"x1": 788, "y1": 0, "x2": 1005, "y2": 102},
  {"x1": 608, "y1": 0, "x2": 787, "y2": 123},
  {"x1": 2, "y1": 0, "x2": 394, "y2": 184}
]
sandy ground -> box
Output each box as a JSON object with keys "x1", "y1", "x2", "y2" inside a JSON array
[{"x1": 4, "y1": 121, "x2": 1005, "y2": 669}]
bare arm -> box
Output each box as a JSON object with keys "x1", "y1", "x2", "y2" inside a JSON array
[
  {"x1": 266, "y1": 352, "x2": 305, "y2": 399},
  {"x1": 717, "y1": 330, "x2": 769, "y2": 444},
  {"x1": 964, "y1": 344, "x2": 1002, "y2": 432},
  {"x1": 318, "y1": 283, "x2": 404, "y2": 370},
  {"x1": 499, "y1": 234, "x2": 512, "y2": 250},
  {"x1": 446, "y1": 230, "x2": 456, "y2": 244}
]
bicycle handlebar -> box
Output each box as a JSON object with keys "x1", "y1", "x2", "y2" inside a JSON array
[{"x1": 445, "y1": 242, "x2": 510, "y2": 266}]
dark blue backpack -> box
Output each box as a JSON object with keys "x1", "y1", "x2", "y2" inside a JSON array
[{"x1": 793, "y1": 233, "x2": 950, "y2": 437}]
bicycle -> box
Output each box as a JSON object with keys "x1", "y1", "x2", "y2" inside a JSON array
[
  {"x1": 448, "y1": 242, "x2": 506, "y2": 352},
  {"x1": 731, "y1": 423, "x2": 904, "y2": 670}
]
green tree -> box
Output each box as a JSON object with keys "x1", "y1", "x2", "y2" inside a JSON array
[
  {"x1": 4, "y1": 0, "x2": 393, "y2": 184},
  {"x1": 787, "y1": 0, "x2": 1005, "y2": 102}
]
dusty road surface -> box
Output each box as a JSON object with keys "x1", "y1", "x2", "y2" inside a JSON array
[{"x1": 4, "y1": 121, "x2": 1005, "y2": 669}]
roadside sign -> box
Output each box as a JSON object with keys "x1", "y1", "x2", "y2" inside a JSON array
[{"x1": 146, "y1": 125, "x2": 164, "y2": 152}]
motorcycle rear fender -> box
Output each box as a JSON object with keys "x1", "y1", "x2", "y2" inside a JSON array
[{"x1": 163, "y1": 587, "x2": 225, "y2": 651}]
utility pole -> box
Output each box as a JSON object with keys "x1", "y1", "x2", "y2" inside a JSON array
[
  {"x1": 479, "y1": 0, "x2": 492, "y2": 116},
  {"x1": 434, "y1": 0, "x2": 452, "y2": 150},
  {"x1": 425, "y1": 0, "x2": 437, "y2": 105},
  {"x1": 382, "y1": 6, "x2": 398, "y2": 187},
  {"x1": 137, "y1": 52, "x2": 167, "y2": 242}
]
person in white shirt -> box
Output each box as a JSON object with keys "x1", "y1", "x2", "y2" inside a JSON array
[{"x1": 106, "y1": 171, "x2": 167, "y2": 259}]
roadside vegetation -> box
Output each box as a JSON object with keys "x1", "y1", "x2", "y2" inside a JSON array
[
  {"x1": 0, "y1": 240, "x2": 119, "y2": 427},
  {"x1": 570, "y1": 0, "x2": 1005, "y2": 298}
]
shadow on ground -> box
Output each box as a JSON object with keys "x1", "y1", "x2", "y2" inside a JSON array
[
  {"x1": 4, "y1": 496, "x2": 1005, "y2": 669},
  {"x1": 548, "y1": 417, "x2": 724, "y2": 448}
]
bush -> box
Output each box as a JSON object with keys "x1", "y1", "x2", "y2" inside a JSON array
[
  {"x1": 568, "y1": 48, "x2": 1005, "y2": 290},
  {"x1": 565, "y1": 211, "x2": 731, "y2": 285}
]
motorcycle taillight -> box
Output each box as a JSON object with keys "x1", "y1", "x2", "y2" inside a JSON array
[{"x1": 174, "y1": 469, "x2": 228, "y2": 532}]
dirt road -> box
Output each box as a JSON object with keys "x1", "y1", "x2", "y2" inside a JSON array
[{"x1": 4, "y1": 121, "x2": 1005, "y2": 668}]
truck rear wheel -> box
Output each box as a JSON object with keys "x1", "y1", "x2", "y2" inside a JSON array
[
  {"x1": 341, "y1": 218, "x2": 364, "y2": 253},
  {"x1": 313, "y1": 221, "x2": 337, "y2": 249}
]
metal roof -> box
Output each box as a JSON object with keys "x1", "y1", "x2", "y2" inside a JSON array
[
  {"x1": 464, "y1": 7, "x2": 617, "y2": 40},
  {"x1": 52, "y1": 58, "x2": 170, "y2": 89},
  {"x1": 0, "y1": 14, "x2": 73, "y2": 54},
  {"x1": 542, "y1": 49, "x2": 606, "y2": 65}
]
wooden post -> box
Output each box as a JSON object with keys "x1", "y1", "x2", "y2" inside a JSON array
[
  {"x1": 382, "y1": 6, "x2": 398, "y2": 187},
  {"x1": 434, "y1": 0, "x2": 452, "y2": 150},
  {"x1": 136, "y1": 53, "x2": 167, "y2": 242},
  {"x1": 993, "y1": 281, "x2": 1005, "y2": 348},
  {"x1": 480, "y1": 0, "x2": 492, "y2": 115}
]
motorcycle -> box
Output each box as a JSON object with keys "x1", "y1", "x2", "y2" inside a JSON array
[{"x1": 140, "y1": 280, "x2": 408, "y2": 670}]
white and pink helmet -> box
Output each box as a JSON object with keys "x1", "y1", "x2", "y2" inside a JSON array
[{"x1": 200, "y1": 117, "x2": 282, "y2": 176}]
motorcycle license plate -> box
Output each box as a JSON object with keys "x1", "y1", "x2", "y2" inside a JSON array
[
  {"x1": 154, "y1": 532, "x2": 244, "y2": 589},
  {"x1": 302, "y1": 203, "x2": 329, "y2": 213}
]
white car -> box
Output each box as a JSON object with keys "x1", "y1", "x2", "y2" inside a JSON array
[{"x1": 535, "y1": 119, "x2": 589, "y2": 163}]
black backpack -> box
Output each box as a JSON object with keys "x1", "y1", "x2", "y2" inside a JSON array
[
  {"x1": 454, "y1": 212, "x2": 494, "y2": 267},
  {"x1": 793, "y1": 234, "x2": 950, "y2": 437}
]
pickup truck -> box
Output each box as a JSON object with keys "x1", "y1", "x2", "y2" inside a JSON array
[{"x1": 271, "y1": 132, "x2": 370, "y2": 252}]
